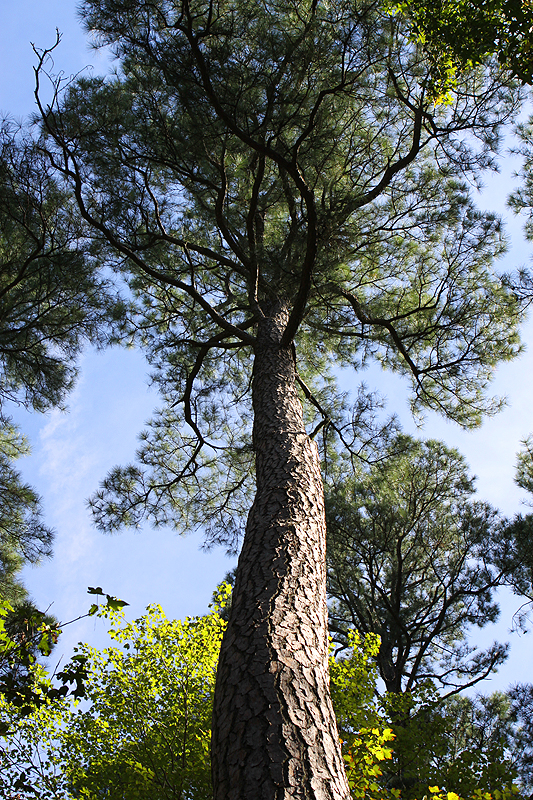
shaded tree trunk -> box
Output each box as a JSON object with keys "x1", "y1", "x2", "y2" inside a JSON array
[{"x1": 212, "y1": 306, "x2": 350, "y2": 800}]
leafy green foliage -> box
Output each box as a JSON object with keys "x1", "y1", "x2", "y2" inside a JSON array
[
  {"x1": 330, "y1": 630, "x2": 395, "y2": 798},
  {"x1": 0, "y1": 587, "x2": 229, "y2": 799},
  {"x1": 61, "y1": 604, "x2": 223, "y2": 799},
  {"x1": 0, "y1": 588, "x2": 128, "y2": 731},
  {"x1": 0, "y1": 589, "x2": 528, "y2": 799},
  {"x1": 87, "y1": 585, "x2": 130, "y2": 616},
  {"x1": 393, "y1": 0, "x2": 533, "y2": 86},
  {"x1": 0, "y1": 687, "x2": 74, "y2": 799}
]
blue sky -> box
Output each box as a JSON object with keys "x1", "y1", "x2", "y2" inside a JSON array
[{"x1": 2, "y1": 0, "x2": 533, "y2": 691}]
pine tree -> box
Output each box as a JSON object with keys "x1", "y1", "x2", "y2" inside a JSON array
[
  {"x1": 326, "y1": 435, "x2": 509, "y2": 695},
  {"x1": 36, "y1": 1, "x2": 527, "y2": 795}
]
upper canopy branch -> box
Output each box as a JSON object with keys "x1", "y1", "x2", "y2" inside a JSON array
[
  {"x1": 347, "y1": 102, "x2": 425, "y2": 215},
  {"x1": 137, "y1": 166, "x2": 250, "y2": 278},
  {"x1": 340, "y1": 288, "x2": 422, "y2": 381},
  {"x1": 176, "y1": 1, "x2": 322, "y2": 345},
  {"x1": 34, "y1": 88, "x2": 256, "y2": 348}
]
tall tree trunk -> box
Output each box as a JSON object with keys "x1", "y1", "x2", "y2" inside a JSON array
[{"x1": 212, "y1": 306, "x2": 351, "y2": 800}]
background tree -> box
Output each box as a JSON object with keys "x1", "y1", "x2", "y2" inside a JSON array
[
  {"x1": 493, "y1": 513, "x2": 533, "y2": 630},
  {"x1": 35, "y1": 0, "x2": 528, "y2": 794},
  {"x1": 0, "y1": 120, "x2": 118, "y2": 710},
  {"x1": 499, "y1": 116, "x2": 533, "y2": 626},
  {"x1": 0, "y1": 416, "x2": 57, "y2": 708},
  {"x1": 325, "y1": 432, "x2": 533, "y2": 797},
  {"x1": 330, "y1": 633, "x2": 527, "y2": 799},
  {"x1": 326, "y1": 434, "x2": 509, "y2": 695},
  {"x1": 507, "y1": 683, "x2": 533, "y2": 790},
  {"x1": 0, "y1": 597, "x2": 60, "y2": 728},
  {"x1": 0, "y1": 113, "x2": 129, "y2": 729},
  {"x1": 479, "y1": 436, "x2": 533, "y2": 630},
  {"x1": 0, "y1": 120, "x2": 114, "y2": 414},
  {"x1": 0, "y1": 119, "x2": 116, "y2": 596},
  {"x1": 432, "y1": 690, "x2": 529, "y2": 796},
  {"x1": 377, "y1": 686, "x2": 526, "y2": 799},
  {"x1": 509, "y1": 433, "x2": 533, "y2": 614},
  {"x1": 0, "y1": 421, "x2": 53, "y2": 605}
]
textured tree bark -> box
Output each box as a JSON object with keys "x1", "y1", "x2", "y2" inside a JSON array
[{"x1": 212, "y1": 306, "x2": 351, "y2": 800}]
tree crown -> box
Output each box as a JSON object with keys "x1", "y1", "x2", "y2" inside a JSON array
[{"x1": 33, "y1": 0, "x2": 528, "y2": 541}]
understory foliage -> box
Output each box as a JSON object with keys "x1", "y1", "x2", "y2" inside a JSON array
[
  {"x1": 377, "y1": 687, "x2": 525, "y2": 799},
  {"x1": 330, "y1": 630, "x2": 396, "y2": 799},
  {"x1": 0, "y1": 589, "x2": 129, "y2": 739},
  {"x1": 0, "y1": 591, "x2": 527, "y2": 800},
  {"x1": 0, "y1": 588, "x2": 228, "y2": 799},
  {"x1": 0, "y1": 599, "x2": 60, "y2": 728}
]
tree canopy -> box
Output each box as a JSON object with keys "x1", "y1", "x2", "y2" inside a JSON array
[
  {"x1": 44, "y1": 0, "x2": 526, "y2": 545},
  {"x1": 0, "y1": 121, "x2": 113, "y2": 413},
  {"x1": 395, "y1": 0, "x2": 533, "y2": 85}
]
